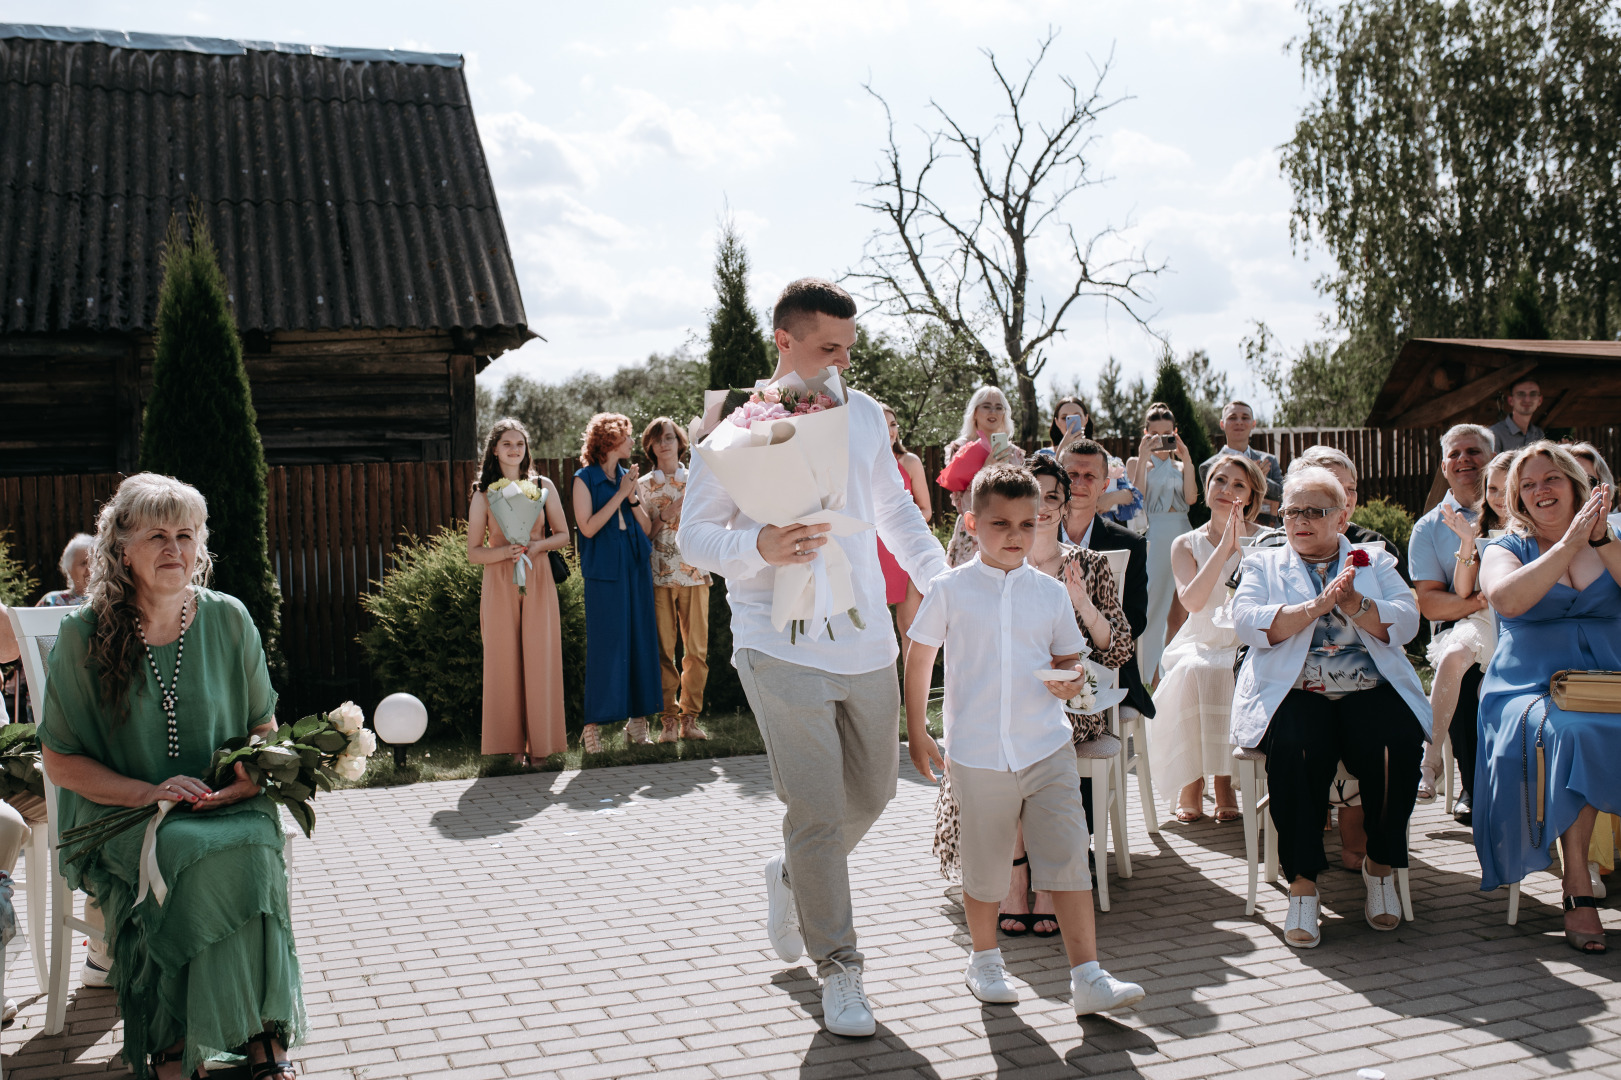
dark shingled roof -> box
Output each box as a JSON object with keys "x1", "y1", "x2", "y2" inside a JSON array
[{"x1": 0, "y1": 24, "x2": 532, "y2": 352}]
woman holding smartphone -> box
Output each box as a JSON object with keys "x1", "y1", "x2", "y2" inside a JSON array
[
  {"x1": 940, "y1": 386, "x2": 1023, "y2": 566},
  {"x1": 1126, "y1": 402, "x2": 1198, "y2": 684}
]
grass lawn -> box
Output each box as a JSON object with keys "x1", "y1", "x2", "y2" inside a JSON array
[{"x1": 343, "y1": 704, "x2": 948, "y2": 789}]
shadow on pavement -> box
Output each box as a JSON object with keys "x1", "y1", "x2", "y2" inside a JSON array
[{"x1": 769, "y1": 968, "x2": 945, "y2": 1079}]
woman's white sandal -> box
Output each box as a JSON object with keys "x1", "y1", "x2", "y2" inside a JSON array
[
  {"x1": 1284, "y1": 893, "x2": 1321, "y2": 948},
  {"x1": 1362, "y1": 866, "x2": 1401, "y2": 931}
]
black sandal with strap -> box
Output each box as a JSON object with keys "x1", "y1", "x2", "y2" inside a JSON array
[
  {"x1": 1563, "y1": 895, "x2": 1609, "y2": 955},
  {"x1": 999, "y1": 857, "x2": 1033, "y2": 936},
  {"x1": 247, "y1": 1032, "x2": 297, "y2": 1080},
  {"x1": 148, "y1": 1047, "x2": 203, "y2": 1080}
]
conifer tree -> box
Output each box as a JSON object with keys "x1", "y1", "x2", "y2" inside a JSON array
[
  {"x1": 139, "y1": 209, "x2": 284, "y2": 677},
  {"x1": 1149, "y1": 354, "x2": 1215, "y2": 525},
  {"x1": 705, "y1": 220, "x2": 773, "y2": 403}
]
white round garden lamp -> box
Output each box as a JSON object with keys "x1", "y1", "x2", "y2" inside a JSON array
[{"x1": 373, "y1": 692, "x2": 429, "y2": 769}]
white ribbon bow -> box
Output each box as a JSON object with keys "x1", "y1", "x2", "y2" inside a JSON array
[{"x1": 135, "y1": 799, "x2": 178, "y2": 906}]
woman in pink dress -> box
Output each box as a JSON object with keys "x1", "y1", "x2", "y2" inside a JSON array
[{"x1": 876, "y1": 403, "x2": 932, "y2": 639}]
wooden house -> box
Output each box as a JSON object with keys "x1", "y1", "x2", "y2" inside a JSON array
[{"x1": 0, "y1": 24, "x2": 534, "y2": 475}]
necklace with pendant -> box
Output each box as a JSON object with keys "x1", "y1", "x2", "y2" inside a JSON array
[{"x1": 138, "y1": 593, "x2": 191, "y2": 759}]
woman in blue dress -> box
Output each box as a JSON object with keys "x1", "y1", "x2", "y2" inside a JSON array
[
  {"x1": 1125, "y1": 402, "x2": 1197, "y2": 684},
  {"x1": 572, "y1": 413, "x2": 663, "y2": 754},
  {"x1": 1477, "y1": 441, "x2": 1621, "y2": 954}
]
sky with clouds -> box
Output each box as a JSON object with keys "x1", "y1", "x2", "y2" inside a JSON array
[{"x1": 25, "y1": 0, "x2": 1334, "y2": 408}]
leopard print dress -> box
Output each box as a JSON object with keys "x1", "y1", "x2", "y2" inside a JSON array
[{"x1": 931, "y1": 543, "x2": 1135, "y2": 881}]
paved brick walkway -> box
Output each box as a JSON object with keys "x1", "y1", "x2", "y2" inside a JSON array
[{"x1": 5, "y1": 754, "x2": 1621, "y2": 1079}]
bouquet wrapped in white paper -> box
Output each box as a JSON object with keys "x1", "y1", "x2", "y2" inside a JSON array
[
  {"x1": 485, "y1": 478, "x2": 546, "y2": 594},
  {"x1": 695, "y1": 368, "x2": 874, "y2": 642}
]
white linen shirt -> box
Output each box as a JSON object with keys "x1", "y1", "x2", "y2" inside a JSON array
[
  {"x1": 678, "y1": 387, "x2": 950, "y2": 674},
  {"x1": 907, "y1": 555, "x2": 1089, "y2": 772}
]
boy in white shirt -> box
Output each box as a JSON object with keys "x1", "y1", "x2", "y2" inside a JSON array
[{"x1": 903, "y1": 464, "x2": 1146, "y2": 1015}]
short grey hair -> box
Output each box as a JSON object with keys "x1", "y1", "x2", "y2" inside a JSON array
[
  {"x1": 1281, "y1": 465, "x2": 1346, "y2": 507},
  {"x1": 59, "y1": 532, "x2": 95, "y2": 581},
  {"x1": 1441, "y1": 423, "x2": 1494, "y2": 454},
  {"x1": 1289, "y1": 445, "x2": 1356, "y2": 480}
]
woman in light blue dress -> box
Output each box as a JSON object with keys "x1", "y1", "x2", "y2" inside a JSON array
[
  {"x1": 1126, "y1": 402, "x2": 1197, "y2": 684},
  {"x1": 1477, "y1": 441, "x2": 1621, "y2": 954}
]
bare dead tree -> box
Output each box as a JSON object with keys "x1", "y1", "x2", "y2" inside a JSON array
[{"x1": 850, "y1": 30, "x2": 1162, "y2": 441}]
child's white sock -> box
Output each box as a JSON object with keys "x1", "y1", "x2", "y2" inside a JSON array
[
  {"x1": 1071, "y1": 960, "x2": 1101, "y2": 980},
  {"x1": 969, "y1": 947, "x2": 1003, "y2": 968}
]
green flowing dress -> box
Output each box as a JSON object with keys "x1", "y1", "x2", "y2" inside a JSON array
[{"x1": 39, "y1": 589, "x2": 306, "y2": 1079}]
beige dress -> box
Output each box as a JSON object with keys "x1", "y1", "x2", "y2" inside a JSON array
[{"x1": 480, "y1": 509, "x2": 567, "y2": 758}]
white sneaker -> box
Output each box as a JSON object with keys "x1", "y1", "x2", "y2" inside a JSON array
[
  {"x1": 821, "y1": 959, "x2": 876, "y2": 1036},
  {"x1": 1284, "y1": 893, "x2": 1322, "y2": 948},
  {"x1": 965, "y1": 951, "x2": 1019, "y2": 1003},
  {"x1": 81, "y1": 957, "x2": 112, "y2": 988},
  {"x1": 1071, "y1": 963, "x2": 1144, "y2": 1015},
  {"x1": 763, "y1": 853, "x2": 803, "y2": 964},
  {"x1": 2, "y1": 997, "x2": 15, "y2": 1023}
]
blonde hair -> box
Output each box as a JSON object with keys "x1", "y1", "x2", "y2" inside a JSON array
[
  {"x1": 1290, "y1": 445, "x2": 1356, "y2": 480},
  {"x1": 1480, "y1": 450, "x2": 1517, "y2": 534},
  {"x1": 87, "y1": 474, "x2": 213, "y2": 716},
  {"x1": 1207, "y1": 454, "x2": 1269, "y2": 523},
  {"x1": 1566, "y1": 442, "x2": 1615, "y2": 510},
  {"x1": 958, "y1": 385, "x2": 1014, "y2": 444},
  {"x1": 1504, "y1": 440, "x2": 1592, "y2": 536}
]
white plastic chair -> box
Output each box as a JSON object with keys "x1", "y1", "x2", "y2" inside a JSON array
[
  {"x1": 7, "y1": 604, "x2": 97, "y2": 1037},
  {"x1": 1072, "y1": 660, "x2": 1134, "y2": 911},
  {"x1": 1, "y1": 611, "x2": 54, "y2": 1000},
  {"x1": 1233, "y1": 747, "x2": 1413, "y2": 922},
  {"x1": 1098, "y1": 547, "x2": 1159, "y2": 836}
]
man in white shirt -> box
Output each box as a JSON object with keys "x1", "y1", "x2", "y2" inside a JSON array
[
  {"x1": 679, "y1": 279, "x2": 949, "y2": 1037},
  {"x1": 902, "y1": 465, "x2": 1145, "y2": 1016}
]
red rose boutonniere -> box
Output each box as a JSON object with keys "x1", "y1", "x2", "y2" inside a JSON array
[{"x1": 1348, "y1": 549, "x2": 1372, "y2": 568}]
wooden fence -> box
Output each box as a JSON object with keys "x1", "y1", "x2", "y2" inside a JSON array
[{"x1": 5, "y1": 423, "x2": 1618, "y2": 717}]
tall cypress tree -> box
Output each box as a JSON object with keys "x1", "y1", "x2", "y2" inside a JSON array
[
  {"x1": 139, "y1": 209, "x2": 284, "y2": 678},
  {"x1": 1149, "y1": 354, "x2": 1216, "y2": 526},
  {"x1": 705, "y1": 220, "x2": 773, "y2": 402}
]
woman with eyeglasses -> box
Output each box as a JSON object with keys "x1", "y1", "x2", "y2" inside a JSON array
[
  {"x1": 939, "y1": 386, "x2": 1023, "y2": 567},
  {"x1": 1230, "y1": 467, "x2": 1431, "y2": 949}
]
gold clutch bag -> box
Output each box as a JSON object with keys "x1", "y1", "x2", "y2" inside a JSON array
[{"x1": 1550, "y1": 670, "x2": 1621, "y2": 713}]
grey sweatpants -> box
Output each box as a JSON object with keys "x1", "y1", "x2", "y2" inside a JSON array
[{"x1": 734, "y1": 649, "x2": 900, "y2": 977}]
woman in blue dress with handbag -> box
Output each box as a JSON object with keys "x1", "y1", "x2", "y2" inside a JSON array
[
  {"x1": 1477, "y1": 441, "x2": 1621, "y2": 954},
  {"x1": 572, "y1": 413, "x2": 663, "y2": 754}
]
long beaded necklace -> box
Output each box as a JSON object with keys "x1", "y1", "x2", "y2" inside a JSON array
[{"x1": 137, "y1": 592, "x2": 192, "y2": 759}]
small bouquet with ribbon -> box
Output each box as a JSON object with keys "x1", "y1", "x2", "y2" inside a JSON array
[
  {"x1": 695, "y1": 367, "x2": 874, "y2": 643},
  {"x1": 486, "y1": 478, "x2": 547, "y2": 594},
  {"x1": 0, "y1": 724, "x2": 44, "y2": 801},
  {"x1": 57, "y1": 702, "x2": 377, "y2": 906}
]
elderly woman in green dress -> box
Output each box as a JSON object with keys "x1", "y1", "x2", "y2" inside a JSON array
[{"x1": 40, "y1": 473, "x2": 303, "y2": 1080}]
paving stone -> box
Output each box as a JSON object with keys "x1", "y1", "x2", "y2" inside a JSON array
[{"x1": 5, "y1": 756, "x2": 1615, "y2": 1080}]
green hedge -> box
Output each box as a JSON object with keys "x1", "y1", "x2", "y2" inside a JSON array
[
  {"x1": 0, "y1": 532, "x2": 35, "y2": 607},
  {"x1": 1351, "y1": 497, "x2": 1415, "y2": 554}
]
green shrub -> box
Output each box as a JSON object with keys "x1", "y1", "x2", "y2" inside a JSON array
[
  {"x1": 1351, "y1": 497, "x2": 1415, "y2": 554},
  {"x1": 0, "y1": 532, "x2": 35, "y2": 607},
  {"x1": 358, "y1": 526, "x2": 594, "y2": 739}
]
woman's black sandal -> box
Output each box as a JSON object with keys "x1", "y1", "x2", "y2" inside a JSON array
[
  {"x1": 148, "y1": 1047, "x2": 203, "y2": 1079},
  {"x1": 1563, "y1": 895, "x2": 1608, "y2": 954},
  {"x1": 999, "y1": 857, "x2": 1034, "y2": 935},
  {"x1": 247, "y1": 1032, "x2": 297, "y2": 1079}
]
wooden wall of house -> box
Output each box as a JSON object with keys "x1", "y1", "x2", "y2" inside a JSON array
[{"x1": 1, "y1": 330, "x2": 485, "y2": 475}]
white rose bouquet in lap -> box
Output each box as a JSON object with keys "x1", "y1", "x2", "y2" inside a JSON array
[
  {"x1": 695, "y1": 368, "x2": 874, "y2": 643},
  {"x1": 485, "y1": 478, "x2": 547, "y2": 593},
  {"x1": 58, "y1": 701, "x2": 378, "y2": 905}
]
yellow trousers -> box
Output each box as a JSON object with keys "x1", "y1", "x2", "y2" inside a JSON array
[{"x1": 654, "y1": 584, "x2": 710, "y2": 719}]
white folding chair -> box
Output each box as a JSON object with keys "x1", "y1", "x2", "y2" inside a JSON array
[
  {"x1": 1234, "y1": 747, "x2": 1413, "y2": 922},
  {"x1": 1098, "y1": 547, "x2": 1159, "y2": 834},
  {"x1": 7, "y1": 604, "x2": 100, "y2": 1036}
]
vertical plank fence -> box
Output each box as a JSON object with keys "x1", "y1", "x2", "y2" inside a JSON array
[{"x1": 4, "y1": 425, "x2": 1618, "y2": 715}]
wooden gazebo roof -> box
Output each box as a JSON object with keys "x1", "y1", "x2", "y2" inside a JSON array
[{"x1": 1366, "y1": 339, "x2": 1621, "y2": 429}]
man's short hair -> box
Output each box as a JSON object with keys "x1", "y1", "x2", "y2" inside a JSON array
[
  {"x1": 1223, "y1": 400, "x2": 1254, "y2": 418},
  {"x1": 1290, "y1": 445, "x2": 1356, "y2": 480},
  {"x1": 970, "y1": 464, "x2": 1040, "y2": 513},
  {"x1": 773, "y1": 278, "x2": 857, "y2": 337},
  {"x1": 1058, "y1": 437, "x2": 1108, "y2": 467},
  {"x1": 1508, "y1": 376, "x2": 1541, "y2": 395},
  {"x1": 1441, "y1": 423, "x2": 1494, "y2": 454}
]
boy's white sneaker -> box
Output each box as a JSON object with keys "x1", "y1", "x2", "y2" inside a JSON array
[
  {"x1": 965, "y1": 952, "x2": 1019, "y2": 1004},
  {"x1": 821, "y1": 959, "x2": 876, "y2": 1037},
  {"x1": 1071, "y1": 962, "x2": 1145, "y2": 1015},
  {"x1": 763, "y1": 853, "x2": 804, "y2": 964}
]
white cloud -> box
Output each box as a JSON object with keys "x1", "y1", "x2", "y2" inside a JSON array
[
  {"x1": 481, "y1": 113, "x2": 598, "y2": 191},
  {"x1": 1147, "y1": 0, "x2": 1298, "y2": 54},
  {"x1": 1100, "y1": 129, "x2": 1193, "y2": 177},
  {"x1": 666, "y1": 0, "x2": 909, "y2": 50},
  {"x1": 500, "y1": 73, "x2": 535, "y2": 103}
]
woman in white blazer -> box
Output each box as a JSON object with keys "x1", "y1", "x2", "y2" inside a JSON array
[{"x1": 1231, "y1": 467, "x2": 1432, "y2": 949}]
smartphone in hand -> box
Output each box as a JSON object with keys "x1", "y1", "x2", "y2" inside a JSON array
[{"x1": 990, "y1": 431, "x2": 1011, "y2": 458}]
